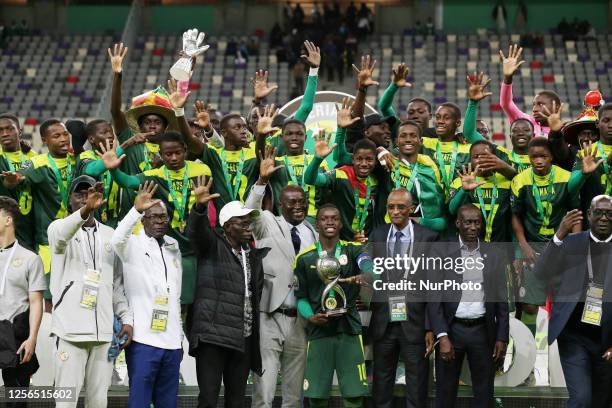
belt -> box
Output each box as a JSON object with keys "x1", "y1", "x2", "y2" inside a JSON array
[
  {"x1": 453, "y1": 316, "x2": 485, "y2": 326},
  {"x1": 274, "y1": 308, "x2": 297, "y2": 317}
]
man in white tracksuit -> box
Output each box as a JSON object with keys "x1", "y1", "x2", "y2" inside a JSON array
[{"x1": 48, "y1": 175, "x2": 132, "y2": 408}]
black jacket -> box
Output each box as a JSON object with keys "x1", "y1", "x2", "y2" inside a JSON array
[
  {"x1": 186, "y1": 207, "x2": 269, "y2": 375},
  {"x1": 366, "y1": 222, "x2": 439, "y2": 344},
  {"x1": 0, "y1": 310, "x2": 39, "y2": 373},
  {"x1": 534, "y1": 232, "x2": 612, "y2": 351},
  {"x1": 427, "y1": 240, "x2": 510, "y2": 347}
]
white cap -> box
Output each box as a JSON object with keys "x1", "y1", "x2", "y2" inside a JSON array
[{"x1": 218, "y1": 201, "x2": 259, "y2": 227}]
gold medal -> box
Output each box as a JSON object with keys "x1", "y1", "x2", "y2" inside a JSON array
[
  {"x1": 101, "y1": 212, "x2": 108, "y2": 223},
  {"x1": 325, "y1": 297, "x2": 337, "y2": 310},
  {"x1": 12, "y1": 258, "x2": 22, "y2": 267}
]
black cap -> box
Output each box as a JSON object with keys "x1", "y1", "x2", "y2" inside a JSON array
[
  {"x1": 364, "y1": 113, "x2": 397, "y2": 129},
  {"x1": 69, "y1": 175, "x2": 96, "y2": 196}
]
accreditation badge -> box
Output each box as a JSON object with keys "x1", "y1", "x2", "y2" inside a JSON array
[
  {"x1": 151, "y1": 293, "x2": 169, "y2": 332},
  {"x1": 80, "y1": 269, "x2": 100, "y2": 309},
  {"x1": 581, "y1": 284, "x2": 603, "y2": 326},
  {"x1": 388, "y1": 295, "x2": 408, "y2": 322}
]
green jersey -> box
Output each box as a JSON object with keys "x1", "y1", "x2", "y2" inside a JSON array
[
  {"x1": 495, "y1": 146, "x2": 531, "y2": 173},
  {"x1": 376, "y1": 154, "x2": 447, "y2": 232},
  {"x1": 118, "y1": 161, "x2": 212, "y2": 256},
  {"x1": 450, "y1": 173, "x2": 512, "y2": 242},
  {"x1": 312, "y1": 164, "x2": 379, "y2": 241},
  {"x1": 294, "y1": 240, "x2": 364, "y2": 340},
  {"x1": 421, "y1": 137, "x2": 471, "y2": 195},
  {"x1": 76, "y1": 150, "x2": 124, "y2": 228},
  {"x1": 572, "y1": 142, "x2": 612, "y2": 226},
  {"x1": 117, "y1": 128, "x2": 161, "y2": 174},
  {"x1": 19, "y1": 154, "x2": 76, "y2": 246},
  {"x1": 201, "y1": 142, "x2": 258, "y2": 211},
  {"x1": 0, "y1": 149, "x2": 37, "y2": 250},
  {"x1": 270, "y1": 154, "x2": 328, "y2": 220},
  {"x1": 511, "y1": 165, "x2": 579, "y2": 242}
]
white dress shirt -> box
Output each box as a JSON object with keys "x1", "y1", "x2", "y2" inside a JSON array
[
  {"x1": 281, "y1": 218, "x2": 316, "y2": 308},
  {"x1": 111, "y1": 207, "x2": 183, "y2": 350},
  {"x1": 386, "y1": 221, "x2": 414, "y2": 257},
  {"x1": 454, "y1": 237, "x2": 486, "y2": 319}
]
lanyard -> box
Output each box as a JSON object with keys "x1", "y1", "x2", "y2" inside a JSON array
[
  {"x1": 91, "y1": 151, "x2": 113, "y2": 217},
  {"x1": 79, "y1": 227, "x2": 98, "y2": 270},
  {"x1": 164, "y1": 163, "x2": 190, "y2": 222},
  {"x1": 511, "y1": 151, "x2": 529, "y2": 172},
  {"x1": 531, "y1": 167, "x2": 555, "y2": 221},
  {"x1": 597, "y1": 142, "x2": 609, "y2": 174},
  {"x1": 394, "y1": 159, "x2": 419, "y2": 190},
  {"x1": 157, "y1": 243, "x2": 170, "y2": 293},
  {"x1": 47, "y1": 154, "x2": 72, "y2": 210},
  {"x1": 142, "y1": 144, "x2": 154, "y2": 171},
  {"x1": 0, "y1": 242, "x2": 18, "y2": 296},
  {"x1": 284, "y1": 155, "x2": 308, "y2": 187},
  {"x1": 316, "y1": 241, "x2": 342, "y2": 259},
  {"x1": 475, "y1": 174, "x2": 498, "y2": 242},
  {"x1": 236, "y1": 247, "x2": 249, "y2": 297},
  {"x1": 353, "y1": 177, "x2": 372, "y2": 231},
  {"x1": 436, "y1": 141, "x2": 458, "y2": 189},
  {"x1": 221, "y1": 149, "x2": 245, "y2": 201}
]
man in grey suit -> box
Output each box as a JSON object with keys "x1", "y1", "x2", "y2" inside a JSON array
[{"x1": 246, "y1": 147, "x2": 317, "y2": 408}]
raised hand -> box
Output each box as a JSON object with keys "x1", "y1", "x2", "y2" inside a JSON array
[
  {"x1": 134, "y1": 181, "x2": 161, "y2": 213},
  {"x1": 301, "y1": 40, "x2": 321, "y2": 68},
  {"x1": 193, "y1": 175, "x2": 220, "y2": 206},
  {"x1": 85, "y1": 182, "x2": 106, "y2": 211},
  {"x1": 252, "y1": 70, "x2": 278, "y2": 100},
  {"x1": 1, "y1": 171, "x2": 25, "y2": 189},
  {"x1": 499, "y1": 44, "x2": 525, "y2": 80},
  {"x1": 352, "y1": 55, "x2": 379, "y2": 88},
  {"x1": 194, "y1": 100, "x2": 211, "y2": 130},
  {"x1": 392, "y1": 63, "x2": 412, "y2": 88},
  {"x1": 256, "y1": 104, "x2": 281, "y2": 135},
  {"x1": 313, "y1": 129, "x2": 337, "y2": 158},
  {"x1": 182, "y1": 29, "x2": 209, "y2": 57},
  {"x1": 107, "y1": 43, "x2": 128, "y2": 74},
  {"x1": 120, "y1": 132, "x2": 156, "y2": 150},
  {"x1": 579, "y1": 140, "x2": 604, "y2": 175},
  {"x1": 556, "y1": 209, "x2": 583, "y2": 241},
  {"x1": 458, "y1": 163, "x2": 485, "y2": 191},
  {"x1": 96, "y1": 138, "x2": 125, "y2": 170},
  {"x1": 541, "y1": 101, "x2": 564, "y2": 132},
  {"x1": 335, "y1": 97, "x2": 360, "y2": 129},
  {"x1": 467, "y1": 71, "x2": 493, "y2": 102},
  {"x1": 258, "y1": 145, "x2": 284, "y2": 182},
  {"x1": 167, "y1": 78, "x2": 190, "y2": 109}
]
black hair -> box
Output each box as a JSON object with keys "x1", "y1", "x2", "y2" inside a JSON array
[
  {"x1": 316, "y1": 203, "x2": 340, "y2": 219},
  {"x1": 510, "y1": 118, "x2": 534, "y2": 133},
  {"x1": 407, "y1": 98, "x2": 433, "y2": 114},
  {"x1": 0, "y1": 196, "x2": 20, "y2": 221},
  {"x1": 157, "y1": 131, "x2": 186, "y2": 150},
  {"x1": 0, "y1": 113, "x2": 20, "y2": 129},
  {"x1": 137, "y1": 113, "x2": 167, "y2": 128},
  {"x1": 281, "y1": 184, "x2": 306, "y2": 199},
  {"x1": 527, "y1": 136, "x2": 552, "y2": 153},
  {"x1": 437, "y1": 102, "x2": 461, "y2": 121},
  {"x1": 84, "y1": 119, "x2": 108, "y2": 137},
  {"x1": 537, "y1": 90, "x2": 561, "y2": 107},
  {"x1": 39, "y1": 118, "x2": 63, "y2": 139},
  {"x1": 457, "y1": 202, "x2": 482, "y2": 220},
  {"x1": 220, "y1": 113, "x2": 243, "y2": 131},
  {"x1": 398, "y1": 119, "x2": 423, "y2": 136},
  {"x1": 469, "y1": 140, "x2": 494, "y2": 154},
  {"x1": 282, "y1": 119, "x2": 306, "y2": 133},
  {"x1": 352, "y1": 138, "x2": 377, "y2": 154},
  {"x1": 598, "y1": 102, "x2": 612, "y2": 118}
]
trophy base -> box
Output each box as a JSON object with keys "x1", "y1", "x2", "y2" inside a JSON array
[{"x1": 325, "y1": 308, "x2": 347, "y2": 317}]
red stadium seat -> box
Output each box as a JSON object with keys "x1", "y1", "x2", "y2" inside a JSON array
[
  {"x1": 530, "y1": 61, "x2": 542, "y2": 69},
  {"x1": 492, "y1": 132, "x2": 505, "y2": 141},
  {"x1": 25, "y1": 118, "x2": 39, "y2": 126},
  {"x1": 66, "y1": 76, "x2": 79, "y2": 83},
  {"x1": 152, "y1": 48, "x2": 165, "y2": 56},
  {"x1": 189, "y1": 82, "x2": 201, "y2": 90},
  {"x1": 543, "y1": 74, "x2": 555, "y2": 83},
  {"x1": 490, "y1": 103, "x2": 502, "y2": 112}
]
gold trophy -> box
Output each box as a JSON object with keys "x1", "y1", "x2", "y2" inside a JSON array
[{"x1": 316, "y1": 255, "x2": 347, "y2": 316}]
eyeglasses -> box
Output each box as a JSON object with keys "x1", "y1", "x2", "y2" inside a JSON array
[
  {"x1": 143, "y1": 214, "x2": 169, "y2": 222},
  {"x1": 592, "y1": 209, "x2": 612, "y2": 219}
]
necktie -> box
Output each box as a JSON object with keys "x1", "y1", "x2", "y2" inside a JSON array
[
  {"x1": 393, "y1": 231, "x2": 403, "y2": 257},
  {"x1": 291, "y1": 226, "x2": 301, "y2": 255}
]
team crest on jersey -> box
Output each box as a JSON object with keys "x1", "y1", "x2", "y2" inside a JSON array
[{"x1": 303, "y1": 379, "x2": 309, "y2": 390}]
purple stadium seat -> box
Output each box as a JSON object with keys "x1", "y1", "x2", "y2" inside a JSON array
[
  {"x1": 434, "y1": 97, "x2": 446, "y2": 104},
  {"x1": 435, "y1": 83, "x2": 446, "y2": 90}
]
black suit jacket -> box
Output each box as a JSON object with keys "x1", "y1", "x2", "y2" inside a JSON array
[
  {"x1": 534, "y1": 232, "x2": 612, "y2": 351},
  {"x1": 366, "y1": 222, "x2": 439, "y2": 344},
  {"x1": 427, "y1": 239, "x2": 510, "y2": 346}
]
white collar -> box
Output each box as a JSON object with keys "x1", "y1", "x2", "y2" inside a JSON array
[
  {"x1": 459, "y1": 236, "x2": 480, "y2": 252},
  {"x1": 590, "y1": 231, "x2": 612, "y2": 243},
  {"x1": 390, "y1": 220, "x2": 413, "y2": 239}
]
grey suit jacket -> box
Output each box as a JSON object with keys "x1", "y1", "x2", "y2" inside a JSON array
[{"x1": 245, "y1": 184, "x2": 318, "y2": 313}]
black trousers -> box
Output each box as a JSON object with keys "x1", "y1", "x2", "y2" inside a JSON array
[
  {"x1": 195, "y1": 337, "x2": 252, "y2": 408},
  {"x1": 434, "y1": 321, "x2": 494, "y2": 408},
  {"x1": 2, "y1": 364, "x2": 31, "y2": 408},
  {"x1": 372, "y1": 322, "x2": 429, "y2": 408}
]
